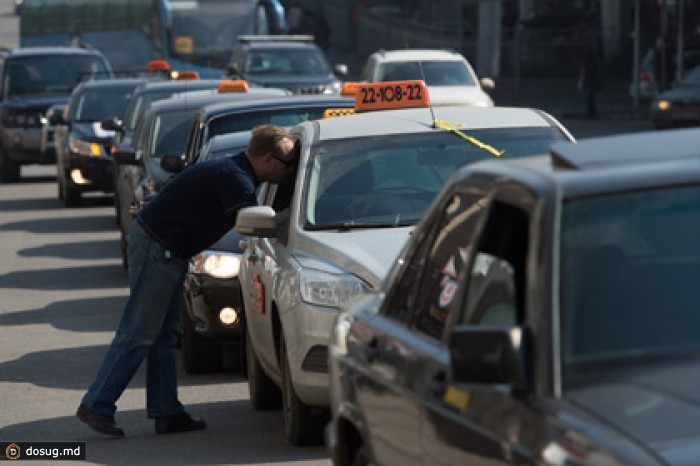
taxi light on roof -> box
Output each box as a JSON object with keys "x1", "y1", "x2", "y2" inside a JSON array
[
  {"x1": 323, "y1": 108, "x2": 355, "y2": 118},
  {"x1": 146, "y1": 60, "x2": 171, "y2": 71},
  {"x1": 354, "y1": 80, "x2": 430, "y2": 112},
  {"x1": 174, "y1": 71, "x2": 200, "y2": 80},
  {"x1": 218, "y1": 80, "x2": 249, "y2": 93},
  {"x1": 340, "y1": 82, "x2": 360, "y2": 96}
]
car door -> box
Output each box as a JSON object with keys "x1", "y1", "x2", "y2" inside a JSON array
[
  {"x1": 419, "y1": 190, "x2": 540, "y2": 465},
  {"x1": 348, "y1": 190, "x2": 485, "y2": 465}
]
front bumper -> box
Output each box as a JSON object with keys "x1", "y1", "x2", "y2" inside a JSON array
[
  {"x1": 183, "y1": 274, "x2": 244, "y2": 343},
  {"x1": 2, "y1": 127, "x2": 54, "y2": 163},
  {"x1": 68, "y1": 155, "x2": 114, "y2": 192}
]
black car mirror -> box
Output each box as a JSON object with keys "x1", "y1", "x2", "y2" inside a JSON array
[
  {"x1": 48, "y1": 112, "x2": 65, "y2": 126},
  {"x1": 112, "y1": 147, "x2": 138, "y2": 165},
  {"x1": 101, "y1": 117, "x2": 124, "y2": 133},
  {"x1": 160, "y1": 154, "x2": 185, "y2": 174},
  {"x1": 449, "y1": 325, "x2": 531, "y2": 392}
]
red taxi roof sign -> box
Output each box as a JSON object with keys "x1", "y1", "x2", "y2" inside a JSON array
[
  {"x1": 174, "y1": 71, "x2": 200, "y2": 80},
  {"x1": 355, "y1": 80, "x2": 430, "y2": 112},
  {"x1": 218, "y1": 80, "x2": 249, "y2": 93},
  {"x1": 340, "y1": 82, "x2": 360, "y2": 97},
  {"x1": 146, "y1": 60, "x2": 171, "y2": 71}
]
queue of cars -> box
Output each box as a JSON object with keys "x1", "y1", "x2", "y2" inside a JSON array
[{"x1": 10, "y1": 35, "x2": 700, "y2": 465}]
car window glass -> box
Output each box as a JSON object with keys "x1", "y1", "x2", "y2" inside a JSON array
[
  {"x1": 460, "y1": 201, "x2": 529, "y2": 327},
  {"x1": 379, "y1": 60, "x2": 475, "y2": 86},
  {"x1": 411, "y1": 193, "x2": 485, "y2": 339},
  {"x1": 151, "y1": 109, "x2": 193, "y2": 158}
]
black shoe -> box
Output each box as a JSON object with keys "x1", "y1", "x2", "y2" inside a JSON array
[
  {"x1": 76, "y1": 403, "x2": 125, "y2": 437},
  {"x1": 154, "y1": 412, "x2": 206, "y2": 435}
]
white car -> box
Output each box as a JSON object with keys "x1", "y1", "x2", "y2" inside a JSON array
[
  {"x1": 362, "y1": 48, "x2": 495, "y2": 106},
  {"x1": 235, "y1": 81, "x2": 574, "y2": 447}
]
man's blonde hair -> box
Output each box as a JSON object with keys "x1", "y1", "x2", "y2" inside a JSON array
[{"x1": 247, "y1": 124, "x2": 294, "y2": 159}]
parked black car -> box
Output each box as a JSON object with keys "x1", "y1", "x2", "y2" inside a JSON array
[
  {"x1": 53, "y1": 78, "x2": 143, "y2": 206},
  {"x1": 0, "y1": 46, "x2": 113, "y2": 182},
  {"x1": 327, "y1": 128, "x2": 700, "y2": 466}
]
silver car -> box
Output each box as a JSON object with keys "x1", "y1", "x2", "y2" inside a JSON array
[{"x1": 235, "y1": 97, "x2": 574, "y2": 446}]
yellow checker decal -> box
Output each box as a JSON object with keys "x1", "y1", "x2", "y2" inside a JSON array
[
  {"x1": 443, "y1": 386, "x2": 470, "y2": 410},
  {"x1": 323, "y1": 108, "x2": 355, "y2": 118}
]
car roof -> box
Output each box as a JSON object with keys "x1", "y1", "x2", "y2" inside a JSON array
[
  {"x1": 145, "y1": 91, "x2": 285, "y2": 114},
  {"x1": 305, "y1": 105, "x2": 562, "y2": 141},
  {"x1": 74, "y1": 77, "x2": 146, "y2": 91},
  {"x1": 196, "y1": 94, "x2": 354, "y2": 119},
  {"x1": 133, "y1": 79, "x2": 223, "y2": 94},
  {"x1": 7, "y1": 46, "x2": 107, "y2": 58},
  {"x1": 370, "y1": 49, "x2": 465, "y2": 62},
  {"x1": 240, "y1": 41, "x2": 319, "y2": 51},
  {"x1": 455, "y1": 128, "x2": 700, "y2": 200}
]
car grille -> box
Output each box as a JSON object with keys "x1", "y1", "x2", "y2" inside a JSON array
[{"x1": 289, "y1": 85, "x2": 326, "y2": 95}]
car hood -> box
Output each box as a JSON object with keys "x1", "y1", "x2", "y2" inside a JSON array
[
  {"x1": 291, "y1": 227, "x2": 413, "y2": 289},
  {"x1": 656, "y1": 86, "x2": 700, "y2": 101},
  {"x1": 72, "y1": 122, "x2": 116, "y2": 143},
  {"x1": 428, "y1": 85, "x2": 494, "y2": 107},
  {"x1": 568, "y1": 359, "x2": 700, "y2": 465}
]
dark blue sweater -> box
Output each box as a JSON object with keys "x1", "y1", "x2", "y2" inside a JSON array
[{"x1": 137, "y1": 151, "x2": 259, "y2": 259}]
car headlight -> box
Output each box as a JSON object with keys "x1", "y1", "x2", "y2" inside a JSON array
[
  {"x1": 322, "y1": 81, "x2": 342, "y2": 94},
  {"x1": 191, "y1": 251, "x2": 241, "y2": 279},
  {"x1": 655, "y1": 99, "x2": 671, "y2": 111},
  {"x1": 299, "y1": 268, "x2": 372, "y2": 308},
  {"x1": 70, "y1": 139, "x2": 104, "y2": 157}
]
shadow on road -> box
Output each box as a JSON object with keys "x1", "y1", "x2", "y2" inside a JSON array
[
  {"x1": 18, "y1": 239, "x2": 122, "y2": 261},
  {"x1": 0, "y1": 264, "x2": 127, "y2": 291},
  {"x1": 0, "y1": 401, "x2": 330, "y2": 465},
  {"x1": 0, "y1": 214, "x2": 117, "y2": 234}
]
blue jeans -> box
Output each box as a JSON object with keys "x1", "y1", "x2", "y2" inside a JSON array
[{"x1": 82, "y1": 221, "x2": 188, "y2": 418}]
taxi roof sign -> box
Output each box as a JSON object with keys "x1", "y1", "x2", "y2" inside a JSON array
[
  {"x1": 323, "y1": 108, "x2": 355, "y2": 118},
  {"x1": 146, "y1": 60, "x2": 171, "y2": 71},
  {"x1": 174, "y1": 71, "x2": 200, "y2": 80},
  {"x1": 340, "y1": 82, "x2": 360, "y2": 96},
  {"x1": 218, "y1": 80, "x2": 249, "y2": 93},
  {"x1": 354, "y1": 80, "x2": 430, "y2": 112}
]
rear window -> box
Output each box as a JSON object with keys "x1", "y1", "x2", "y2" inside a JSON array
[{"x1": 4, "y1": 55, "x2": 110, "y2": 97}]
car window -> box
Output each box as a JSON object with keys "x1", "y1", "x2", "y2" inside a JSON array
[
  {"x1": 460, "y1": 201, "x2": 529, "y2": 327},
  {"x1": 150, "y1": 109, "x2": 193, "y2": 158},
  {"x1": 74, "y1": 87, "x2": 134, "y2": 122},
  {"x1": 410, "y1": 193, "x2": 485, "y2": 339},
  {"x1": 243, "y1": 48, "x2": 330, "y2": 75},
  {"x1": 379, "y1": 60, "x2": 475, "y2": 86},
  {"x1": 5, "y1": 55, "x2": 109, "y2": 97},
  {"x1": 205, "y1": 108, "x2": 330, "y2": 142}
]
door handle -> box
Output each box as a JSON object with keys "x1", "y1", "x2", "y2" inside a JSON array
[{"x1": 364, "y1": 337, "x2": 380, "y2": 362}]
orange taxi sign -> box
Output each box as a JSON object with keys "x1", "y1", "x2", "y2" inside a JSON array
[
  {"x1": 340, "y1": 81, "x2": 360, "y2": 97},
  {"x1": 146, "y1": 60, "x2": 171, "y2": 71},
  {"x1": 355, "y1": 80, "x2": 430, "y2": 112},
  {"x1": 174, "y1": 71, "x2": 200, "y2": 80},
  {"x1": 218, "y1": 80, "x2": 249, "y2": 93}
]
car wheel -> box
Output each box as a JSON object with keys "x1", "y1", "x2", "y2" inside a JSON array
[
  {"x1": 280, "y1": 332, "x2": 326, "y2": 446},
  {"x1": 181, "y1": 307, "x2": 222, "y2": 374},
  {"x1": 351, "y1": 443, "x2": 371, "y2": 466},
  {"x1": 246, "y1": 324, "x2": 281, "y2": 410},
  {"x1": 0, "y1": 149, "x2": 20, "y2": 183}
]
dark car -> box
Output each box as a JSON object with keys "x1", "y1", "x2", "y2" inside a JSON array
[
  {"x1": 650, "y1": 65, "x2": 700, "y2": 129},
  {"x1": 112, "y1": 85, "x2": 288, "y2": 267},
  {"x1": 225, "y1": 35, "x2": 347, "y2": 94},
  {"x1": 53, "y1": 78, "x2": 143, "y2": 206},
  {"x1": 183, "y1": 94, "x2": 354, "y2": 165},
  {"x1": 0, "y1": 46, "x2": 113, "y2": 182},
  {"x1": 327, "y1": 128, "x2": 700, "y2": 466},
  {"x1": 180, "y1": 130, "x2": 253, "y2": 374}
]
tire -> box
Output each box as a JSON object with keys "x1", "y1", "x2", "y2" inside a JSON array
[
  {"x1": 181, "y1": 308, "x2": 222, "y2": 374},
  {"x1": 351, "y1": 443, "x2": 371, "y2": 466},
  {"x1": 280, "y1": 332, "x2": 326, "y2": 446},
  {"x1": 246, "y1": 324, "x2": 281, "y2": 410},
  {"x1": 0, "y1": 149, "x2": 20, "y2": 183},
  {"x1": 119, "y1": 229, "x2": 129, "y2": 269}
]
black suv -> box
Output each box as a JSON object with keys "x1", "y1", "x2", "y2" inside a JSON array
[
  {"x1": 0, "y1": 47, "x2": 113, "y2": 182},
  {"x1": 225, "y1": 35, "x2": 347, "y2": 95}
]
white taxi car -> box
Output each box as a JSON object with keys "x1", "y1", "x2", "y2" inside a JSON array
[
  {"x1": 235, "y1": 81, "x2": 574, "y2": 446},
  {"x1": 362, "y1": 48, "x2": 495, "y2": 106}
]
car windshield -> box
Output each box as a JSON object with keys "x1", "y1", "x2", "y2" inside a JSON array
[
  {"x1": 150, "y1": 108, "x2": 195, "y2": 158},
  {"x1": 560, "y1": 184, "x2": 700, "y2": 379},
  {"x1": 4, "y1": 56, "x2": 110, "y2": 97},
  {"x1": 305, "y1": 127, "x2": 564, "y2": 229},
  {"x1": 379, "y1": 60, "x2": 475, "y2": 86},
  {"x1": 74, "y1": 87, "x2": 134, "y2": 122},
  {"x1": 243, "y1": 47, "x2": 331, "y2": 75}
]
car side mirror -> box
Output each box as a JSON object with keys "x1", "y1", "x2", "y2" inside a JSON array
[
  {"x1": 449, "y1": 325, "x2": 530, "y2": 392},
  {"x1": 101, "y1": 117, "x2": 124, "y2": 133},
  {"x1": 112, "y1": 147, "x2": 139, "y2": 165},
  {"x1": 48, "y1": 112, "x2": 65, "y2": 126},
  {"x1": 480, "y1": 77, "x2": 495, "y2": 91},
  {"x1": 160, "y1": 154, "x2": 185, "y2": 174},
  {"x1": 235, "y1": 205, "x2": 278, "y2": 237},
  {"x1": 334, "y1": 63, "x2": 349, "y2": 77}
]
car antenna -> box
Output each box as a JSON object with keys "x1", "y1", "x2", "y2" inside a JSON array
[{"x1": 417, "y1": 60, "x2": 437, "y2": 127}]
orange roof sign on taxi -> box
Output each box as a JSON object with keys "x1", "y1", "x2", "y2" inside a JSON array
[
  {"x1": 354, "y1": 80, "x2": 430, "y2": 112},
  {"x1": 146, "y1": 60, "x2": 171, "y2": 71},
  {"x1": 218, "y1": 80, "x2": 249, "y2": 93}
]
